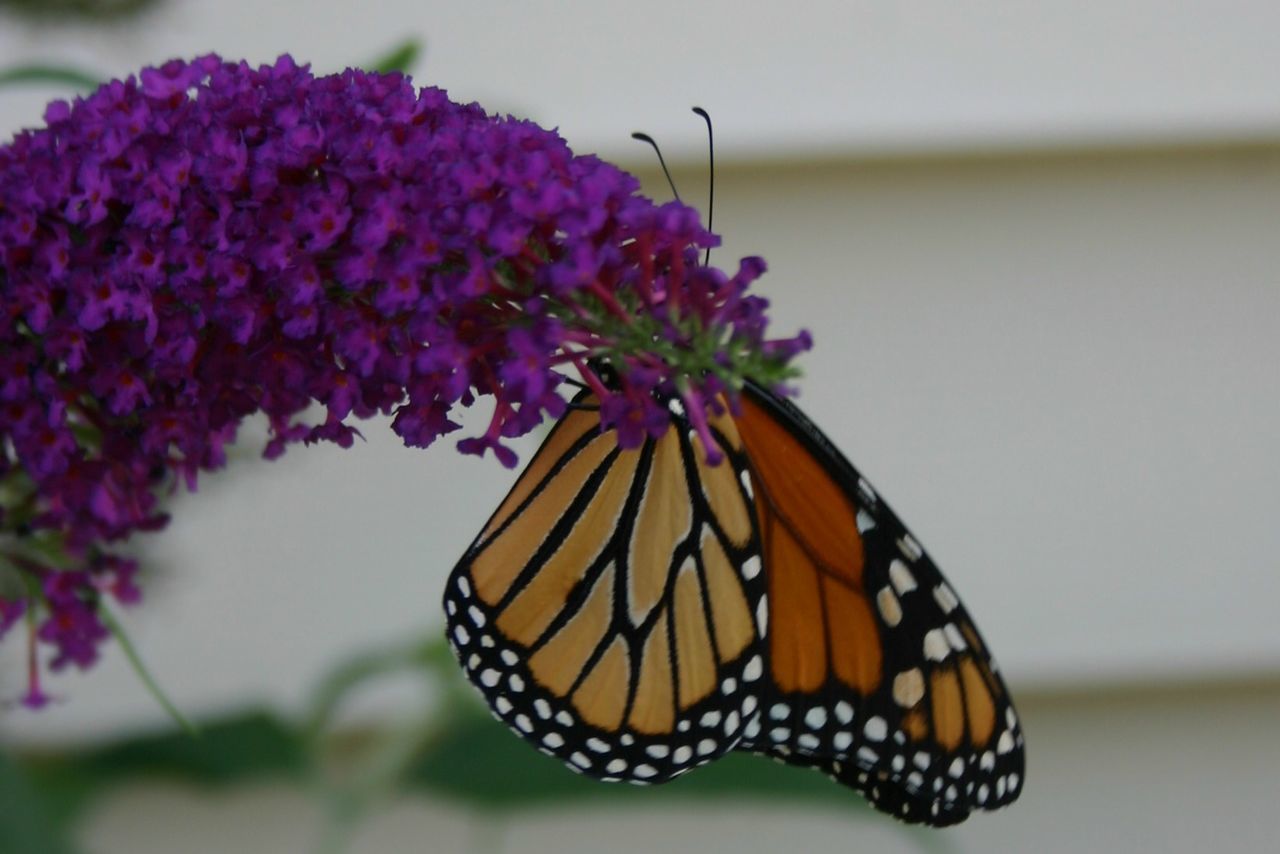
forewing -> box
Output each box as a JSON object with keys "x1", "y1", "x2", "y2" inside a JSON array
[{"x1": 734, "y1": 382, "x2": 1026, "y2": 825}]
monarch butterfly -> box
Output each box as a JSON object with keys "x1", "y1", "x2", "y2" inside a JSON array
[{"x1": 444, "y1": 378, "x2": 1025, "y2": 825}]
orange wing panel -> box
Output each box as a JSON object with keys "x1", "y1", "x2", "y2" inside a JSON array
[
  {"x1": 736, "y1": 395, "x2": 864, "y2": 585},
  {"x1": 737, "y1": 395, "x2": 874, "y2": 695}
]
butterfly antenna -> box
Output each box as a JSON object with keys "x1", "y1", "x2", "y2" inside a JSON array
[
  {"x1": 692, "y1": 106, "x2": 714, "y2": 266},
  {"x1": 631, "y1": 131, "x2": 681, "y2": 202}
]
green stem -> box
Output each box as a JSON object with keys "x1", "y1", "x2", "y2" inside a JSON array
[{"x1": 98, "y1": 602, "x2": 199, "y2": 737}]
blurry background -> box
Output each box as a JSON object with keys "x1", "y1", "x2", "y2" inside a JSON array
[{"x1": 1, "y1": 1, "x2": 1278, "y2": 852}]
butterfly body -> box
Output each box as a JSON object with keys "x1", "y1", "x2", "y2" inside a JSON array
[{"x1": 445, "y1": 380, "x2": 1024, "y2": 824}]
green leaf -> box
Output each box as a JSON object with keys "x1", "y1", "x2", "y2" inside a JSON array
[
  {"x1": 7, "y1": 533, "x2": 80, "y2": 570},
  {"x1": 78, "y1": 712, "x2": 305, "y2": 784},
  {"x1": 367, "y1": 39, "x2": 423, "y2": 75},
  {"x1": 405, "y1": 709, "x2": 862, "y2": 811},
  {"x1": 0, "y1": 752, "x2": 82, "y2": 854},
  {"x1": 0, "y1": 64, "x2": 101, "y2": 92},
  {"x1": 0, "y1": 560, "x2": 25, "y2": 598}
]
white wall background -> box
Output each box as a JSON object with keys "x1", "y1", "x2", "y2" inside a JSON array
[
  {"x1": 1, "y1": 3, "x2": 1278, "y2": 850},
  {"x1": 4, "y1": 1, "x2": 1280, "y2": 160}
]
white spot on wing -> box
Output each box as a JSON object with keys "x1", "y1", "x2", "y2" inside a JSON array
[
  {"x1": 933, "y1": 583, "x2": 959, "y2": 614},
  {"x1": 863, "y1": 716, "x2": 887, "y2": 742},
  {"x1": 741, "y1": 555, "x2": 761, "y2": 580},
  {"x1": 743, "y1": 654, "x2": 763, "y2": 682},
  {"x1": 876, "y1": 586, "x2": 902, "y2": 627},
  {"x1": 889, "y1": 560, "x2": 917, "y2": 594},
  {"x1": 894, "y1": 669, "x2": 925, "y2": 707},
  {"x1": 923, "y1": 629, "x2": 950, "y2": 661},
  {"x1": 856, "y1": 509, "x2": 875, "y2": 533}
]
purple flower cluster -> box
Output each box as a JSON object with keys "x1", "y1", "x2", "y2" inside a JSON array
[{"x1": 0, "y1": 55, "x2": 809, "y2": 700}]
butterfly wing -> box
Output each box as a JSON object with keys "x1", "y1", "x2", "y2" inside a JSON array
[
  {"x1": 733, "y1": 381, "x2": 1025, "y2": 825},
  {"x1": 445, "y1": 392, "x2": 768, "y2": 783}
]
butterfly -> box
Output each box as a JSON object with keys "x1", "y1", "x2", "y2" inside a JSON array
[{"x1": 443, "y1": 378, "x2": 1025, "y2": 825}]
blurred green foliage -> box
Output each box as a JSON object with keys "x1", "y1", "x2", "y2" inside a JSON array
[
  {"x1": 0, "y1": 65, "x2": 101, "y2": 91},
  {"x1": 368, "y1": 39, "x2": 422, "y2": 76},
  {"x1": 0, "y1": 753, "x2": 78, "y2": 854},
  {"x1": 0, "y1": 635, "x2": 911, "y2": 854},
  {"x1": 0, "y1": 0, "x2": 161, "y2": 20},
  {"x1": 411, "y1": 712, "x2": 853, "y2": 811},
  {"x1": 0, "y1": 37, "x2": 422, "y2": 98}
]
